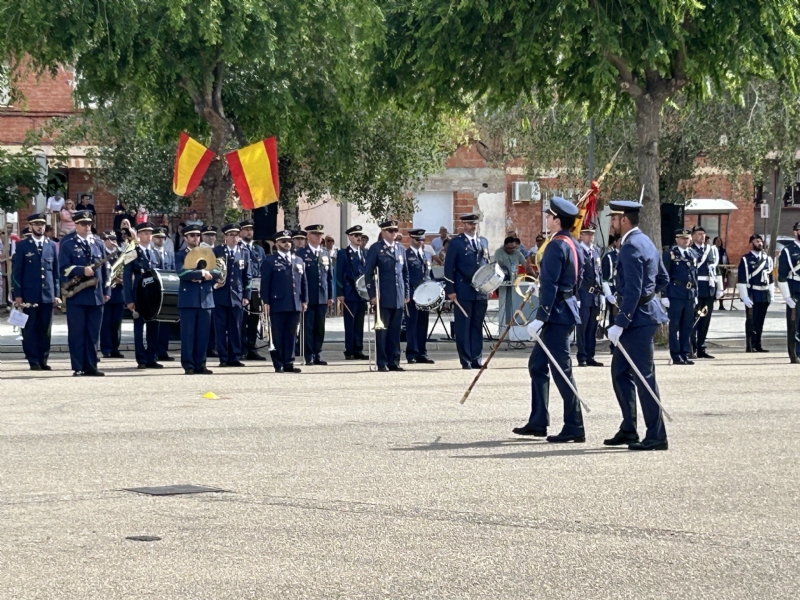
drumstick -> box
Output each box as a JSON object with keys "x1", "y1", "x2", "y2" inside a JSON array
[
  {"x1": 341, "y1": 299, "x2": 354, "y2": 318},
  {"x1": 452, "y1": 297, "x2": 469, "y2": 318}
]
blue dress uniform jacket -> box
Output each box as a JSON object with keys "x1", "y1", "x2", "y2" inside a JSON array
[
  {"x1": 663, "y1": 246, "x2": 698, "y2": 362},
  {"x1": 58, "y1": 233, "x2": 108, "y2": 373},
  {"x1": 778, "y1": 241, "x2": 800, "y2": 358},
  {"x1": 296, "y1": 246, "x2": 333, "y2": 362},
  {"x1": 405, "y1": 246, "x2": 433, "y2": 360},
  {"x1": 689, "y1": 243, "x2": 720, "y2": 354},
  {"x1": 601, "y1": 248, "x2": 618, "y2": 293},
  {"x1": 123, "y1": 246, "x2": 161, "y2": 365},
  {"x1": 261, "y1": 252, "x2": 308, "y2": 370},
  {"x1": 611, "y1": 227, "x2": 669, "y2": 444},
  {"x1": 577, "y1": 244, "x2": 602, "y2": 363},
  {"x1": 176, "y1": 248, "x2": 219, "y2": 372},
  {"x1": 365, "y1": 240, "x2": 410, "y2": 369},
  {"x1": 100, "y1": 245, "x2": 125, "y2": 357},
  {"x1": 212, "y1": 245, "x2": 251, "y2": 364},
  {"x1": 11, "y1": 236, "x2": 59, "y2": 367},
  {"x1": 152, "y1": 246, "x2": 175, "y2": 270},
  {"x1": 526, "y1": 230, "x2": 584, "y2": 436},
  {"x1": 737, "y1": 251, "x2": 773, "y2": 304},
  {"x1": 336, "y1": 246, "x2": 367, "y2": 357}
]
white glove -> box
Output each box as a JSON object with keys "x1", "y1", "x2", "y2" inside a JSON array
[
  {"x1": 737, "y1": 283, "x2": 752, "y2": 308},
  {"x1": 769, "y1": 285, "x2": 776, "y2": 303},
  {"x1": 605, "y1": 294, "x2": 617, "y2": 306},
  {"x1": 527, "y1": 319, "x2": 544, "y2": 339},
  {"x1": 600, "y1": 296, "x2": 606, "y2": 311},
  {"x1": 694, "y1": 297, "x2": 698, "y2": 306},
  {"x1": 661, "y1": 297, "x2": 670, "y2": 308},
  {"x1": 715, "y1": 288, "x2": 724, "y2": 300},
  {"x1": 576, "y1": 300, "x2": 581, "y2": 309},
  {"x1": 779, "y1": 282, "x2": 796, "y2": 309},
  {"x1": 607, "y1": 324, "x2": 623, "y2": 346},
  {"x1": 601, "y1": 282, "x2": 613, "y2": 299}
]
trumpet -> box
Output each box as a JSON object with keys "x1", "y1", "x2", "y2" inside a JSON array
[{"x1": 373, "y1": 267, "x2": 386, "y2": 330}]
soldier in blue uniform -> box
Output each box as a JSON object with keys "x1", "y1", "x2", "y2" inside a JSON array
[
  {"x1": 100, "y1": 231, "x2": 125, "y2": 359},
  {"x1": 601, "y1": 234, "x2": 620, "y2": 350},
  {"x1": 292, "y1": 230, "x2": 307, "y2": 251},
  {"x1": 123, "y1": 222, "x2": 163, "y2": 369},
  {"x1": 336, "y1": 225, "x2": 369, "y2": 360},
  {"x1": 576, "y1": 226, "x2": 604, "y2": 367},
  {"x1": 604, "y1": 201, "x2": 670, "y2": 451},
  {"x1": 58, "y1": 210, "x2": 109, "y2": 376},
  {"x1": 365, "y1": 219, "x2": 410, "y2": 372},
  {"x1": 690, "y1": 225, "x2": 723, "y2": 359},
  {"x1": 661, "y1": 228, "x2": 698, "y2": 365},
  {"x1": 176, "y1": 224, "x2": 220, "y2": 375},
  {"x1": 736, "y1": 234, "x2": 774, "y2": 353},
  {"x1": 513, "y1": 197, "x2": 585, "y2": 442},
  {"x1": 778, "y1": 221, "x2": 800, "y2": 363},
  {"x1": 213, "y1": 223, "x2": 251, "y2": 367},
  {"x1": 200, "y1": 224, "x2": 219, "y2": 359},
  {"x1": 405, "y1": 228, "x2": 435, "y2": 364},
  {"x1": 296, "y1": 224, "x2": 334, "y2": 365},
  {"x1": 444, "y1": 213, "x2": 488, "y2": 369},
  {"x1": 150, "y1": 226, "x2": 175, "y2": 362},
  {"x1": 11, "y1": 213, "x2": 60, "y2": 370},
  {"x1": 239, "y1": 219, "x2": 268, "y2": 361},
  {"x1": 261, "y1": 229, "x2": 308, "y2": 373}
]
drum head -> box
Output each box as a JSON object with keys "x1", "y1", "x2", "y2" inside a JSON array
[
  {"x1": 356, "y1": 275, "x2": 369, "y2": 300},
  {"x1": 136, "y1": 270, "x2": 163, "y2": 321},
  {"x1": 413, "y1": 281, "x2": 443, "y2": 307}
]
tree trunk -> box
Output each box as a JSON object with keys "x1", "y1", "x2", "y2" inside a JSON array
[
  {"x1": 768, "y1": 164, "x2": 784, "y2": 256},
  {"x1": 202, "y1": 108, "x2": 234, "y2": 228},
  {"x1": 634, "y1": 93, "x2": 664, "y2": 248}
]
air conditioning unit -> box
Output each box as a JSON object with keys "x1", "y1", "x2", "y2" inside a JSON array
[{"x1": 512, "y1": 181, "x2": 541, "y2": 203}]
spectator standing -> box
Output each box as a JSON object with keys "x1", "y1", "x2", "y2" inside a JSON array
[
  {"x1": 185, "y1": 209, "x2": 203, "y2": 228},
  {"x1": 113, "y1": 201, "x2": 131, "y2": 231},
  {"x1": 76, "y1": 193, "x2": 96, "y2": 217},
  {"x1": 431, "y1": 226, "x2": 448, "y2": 254},
  {"x1": 46, "y1": 191, "x2": 65, "y2": 214},
  {"x1": 59, "y1": 199, "x2": 77, "y2": 235}
]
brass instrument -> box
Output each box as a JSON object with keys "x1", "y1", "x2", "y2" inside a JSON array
[
  {"x1": 373, "y1": 268, "x2": 386, "y2": 330},
  {"x1": 108, "y1": 239, "x2": 136, "y2": 288},
  {"x1": 62, "y1": 250, "x2": 120, "y2": 299}
]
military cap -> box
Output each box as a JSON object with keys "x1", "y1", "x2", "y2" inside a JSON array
[
  {"x1": 793, "y1": 221, "x2": 800, "y2": 231},
  {"x1": 379, "y1": 219, "x2": 399, "y2": 230},
  {"x1": 691, "y1": 225, "x2": 706, "y2": 234},
  {"x1": 304, "y1": 224, "x2": 324, "y2": 234},
  {"x1": 201, "y1": 225, "x2": 218, "y2": 235},
  {"x1": 345, "y1": 225, "x2": 363, "y2": 236},
  {"x1": 459, "y1": 213, "x2": 481, "y2": 223},
  {"x1": 580, "y1": 225, "x2": 596, "y2": 234},
  {"x1": 675, "y1": 228, "x2": 692, "y2": 238},
  {"x1": 72, "y1": 210, "x2": 94, "y2": 224},
  {"x1": 274, "y1": 229, "x2": 293, "y2": 242},
  {"x1": 21, "y1": 227, "x2": 31, "y2": 237},
  {"x1": 102, "y1": 229, "x2": 117, "y2": 240},
  {"x1": 26, "y1": 213, "x2": 46, "y2": 224},
  {"x1": 408, "y1": 228, "x2": 426, "y2": 239},
  {"x1": 607, "y1": 200, "x2": 642, "y2": 215},
  {"x1": 135, "y1": 222, "x2": 154, "y2": 233},
  {"x1": 182, "y1": 223, "x2": 202, "y2": 235},
  {"x1": 749, "y1": 234, "x2": 764, "y2": 243},
  {"x1": 292, "y1": 230, "x2": 307, "y2": 239},
  {"x1": 546, "y1": 196, "x2": 579, "y2": 219},
  {"x1": 239, "y1": 219, "x2": 254, "y2": 229},
  {"x1": 152, "y1": 227, "x2": 167, "y2": 238},
  {"x1": 221, "y1": 223, "x2": 241, "y2": 235}
]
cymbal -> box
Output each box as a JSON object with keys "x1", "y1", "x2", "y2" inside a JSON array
[{"x1": 183, "y1": 246, "x2": 216, "y2": 270}]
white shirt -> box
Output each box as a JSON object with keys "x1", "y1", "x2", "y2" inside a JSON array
[
  {"x1": 278, "y1": 251, "x2": 291, "y2": 261},
  {"x1": 308, "y1": 244, "x2": 321, "y2": 254},
  {"x1": 46, "y1": 196, "x2": 65, "y2": 212}
]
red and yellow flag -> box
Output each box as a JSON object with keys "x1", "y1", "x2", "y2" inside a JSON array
[
  {"x1": 226, "y1": 137, "x2": 280, "y2": 210},
  {"x1": 172, "y1": 132, "x2": 215, "y2": 197}
]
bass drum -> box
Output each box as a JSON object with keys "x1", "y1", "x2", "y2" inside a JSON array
[
  {"x1": 355, "y1": 275, "x2": 370, "y2": 300},
  {"x1": 136, "y1": 269, "x2": 180, "y2": 323},
  {"x1": 412, "y1": 280, "x2": 445, "y2": 311}
]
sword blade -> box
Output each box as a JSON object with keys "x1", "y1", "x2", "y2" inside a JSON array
[
  {"x1": 615, "y1": 342, "x2": 673, "y2": 422},
  {"x1": 532, "y1": 332, "x2": 591, "y2": 413}
]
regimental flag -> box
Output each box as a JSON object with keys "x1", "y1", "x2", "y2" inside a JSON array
[
  {"x1": 226, "y1": 137, "x2": 280, "y2": 210},
  {"x1": 173, "y1": 132, "x2": 215, "y2": 197}
]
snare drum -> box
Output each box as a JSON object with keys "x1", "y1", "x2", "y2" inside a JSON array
[
  {"x1": 250, "y1": 276, "x2": 262, "y2": 310},
  {"x1": 471, "y1": 262, "x2": 505, "y2": 295},
  {"x1": 355, "y1": 275, "x2": 370, "y2": 300},
  {"x1": 412, "y1": 280, "x2": 445, "y2": 311}
]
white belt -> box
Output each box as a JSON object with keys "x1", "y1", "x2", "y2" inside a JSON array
[
  {"x1": 749, "y1": 284, "x2": 769, "y2": 291},
  {"x1": 789, "y1": 273, "x2": 800, "y2": 281},
  {"x1": 697, "y1": 276, "x2": 711, "y2": 281}
]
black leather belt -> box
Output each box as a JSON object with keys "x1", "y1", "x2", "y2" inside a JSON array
[
  {"x1": 638, "y1": 293, "x2": 655, "y2": 306},
  {"x1": 671, "y1": 280, "x2": 694, "y2": 289},
  {"x1": 559, "y1": 290, "x2": 576, "y2": 300},
  {"x1": 581, "y1": 283, "x2": 599, "y2": 294}
]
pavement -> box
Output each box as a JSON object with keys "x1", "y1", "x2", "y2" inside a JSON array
[{"x1": 1, "y1": 300, "x2": 798, "y2": 598}]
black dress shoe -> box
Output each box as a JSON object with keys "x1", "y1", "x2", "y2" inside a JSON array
[
  {"x1": 461, "y1": 365, "x2": 472, "y2": 370},
  {"x1": 697, "y1": 351, "x2": 715, "y2": 359},
  {"x1": 585, "y1": 359, "x2": 604, "y2": 367},
  {"x1": 40, "y1": 364, "x2": 52, "y2": 371},
  {"x1": 755, "y1": 347, "x2": 770, "y2": 353},
  {"x1": 547, "y1": 432, "x2": 586, "y2": 443},
  {"x1": 157, "y1": 355, "x2": 175, "y2": 362},
  {"x1": 73, "y1": 371, "x2": 84, "y2": 377},
  {"x1": 84, "y1": 369, "x2": 105, "y2": 377},
  {"x1": 416, "y1": 356, "x2": 435, "y2": 364},
  {"x1": 629, "y1": 439, "x2": 669, "y2": 451},
  {"x1": 313, "y1": 359, "x2": 328, "y2": 366},
  {"x1": 512, "y1": 424, "x2": 547, "y2": 437},
  {"x1": 184, "y1": 368, "x2": 194, "y2": 375},
  {"x1": 195, "y1": 367, "x2": 213, "y2": 375},
  {"x1": 30, "y1": 364, "x2": 42, "y2": 371},
  {"x1": 274, "y1": 366, "x2": 284, "y2": 373},
  {"x1": 577, "y1": 362, "x2": 587, "y2": 367},
  {"x1": 207, "y1": 350, "x2": 219, "y2": 358},
  {"x1": 137, "y1": 364, "x2": 148, "y2": 370},
  {"x1": 388, "y1": 364, "x2": 405, "y2": 372},
  {"x1": 145, "y1": 362, "x2": 164, "y2": 369},
  {"x1": 102, "y1": 353, "x2": 112, "y2": 359},
  {"x1": 110, "y1": 351, "x2": 125, "y2": 359},
  {"x1": 284, "y1": 365, "x2": 302, "y2": 373},
  {"x1": 470, "y1": 361, "x2": 482, "y2": 369},
  {"x1": 377, "y1": 365, "x2": 390, "y2": 372},
  {"x1": 354, "y1": 353, "x2": 369, "y2": 360},
  {"x1": 689, "y1": 352, "x2": 697, "y2": 359},
  {"x1": 344, "y1": 354, "x2": 355, "y2": 360},
  {"x1": 246, "y1": 352, "x2": 267, "y2": 361},
  {"x1": 227, "y1": 361, "x2": 246, "y2": 367},
  {"x1": 603, "y1": 430, "x2": 640, "y2": 446},
  {"x1": 407, "y1": 357, "x2": 418, "y2": 364},
  {"x1": 681, "y1": 358, "x2": 695, "y2": 365}
]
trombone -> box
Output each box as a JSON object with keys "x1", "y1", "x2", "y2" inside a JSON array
[
  {"x1": 264, "y1": 306, "x2": 276, "y2": 352},
  {"x1": 368, "y1": 267, "x2": 386, "y2": 372}
]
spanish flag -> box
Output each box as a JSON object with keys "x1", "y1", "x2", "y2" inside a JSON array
[
  {"x1": 172, "y1": 132, "x2": 215, "y2": 197},
  {"x1": 226, "y1": 137, "x2": 280, "y2": 210}
]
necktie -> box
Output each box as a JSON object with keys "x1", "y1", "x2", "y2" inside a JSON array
[{"x1": 145, "y1": 249, "x2": 151, "y2": 262}]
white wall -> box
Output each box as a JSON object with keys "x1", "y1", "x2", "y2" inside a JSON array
[
  {"x1": 476, "y1": 192, "x2": 506, "y2": 254},
  {"x1": 412, "y1": 191, "x2": 453, "y2": 234}
]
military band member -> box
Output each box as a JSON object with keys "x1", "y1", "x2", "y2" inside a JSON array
[
  {"x1": 690, "y1": 225, "x2": 723, "y2": 359},
  {"x1": 149, "y1": 226, "x2": 175, "y2": 362},
  {"x1": 100, "y1": 231, "x2": 125, "y2": 359},
  {"x1": 662, "y1": 229, "x2": 698, "y2": 365},
  {"x1": 336, "y1": 225, "x2": 369, "y2": 360},
  {"x1": 365, "y1": 219, "x2": 410, "y2": 372},
  {"x1": 778, "y1": 221, "x2": 800, "y2": 363},
  {"x1": 296, "y1": 224, "x2": 334, "y2": 365},
  {"x1": 576, "y1": 226, "x2": 604, "y2": 367},
  {"x1": 261, "y1": 230, "x2": 308, "y2": 373},
  {"x1": 444, "y1": 213, "x2": 488, "y2": 370},
  {"x1": 200, "y1": 225, "x2": 218, "y2": 248},
  {"x1": 605, "y1": 201, "x2": 670, "y2": 450},
  {"x1": 176, "y1": 224, "x2": 219, "y2": 374},
  {"x1": 123, "y1": 222, "x2": 162, "y2": 369},
  {"x1": 11, "y1": 213, "x2": 60, "y2": 370},
  {"x1": 59, "y1": 210, "x2": 109, "y2": 376},
  {"x1": 292, "y1": 230, "x2": 307, "y2": 250},
  {"x1": 200, "y1": 224, "x2": 218, "y2": 357},
  {"x1": 601, "y1": 234, "x2": 620, "y2": 349},
  {"x1": 405, "y1": 228, "x2": 435, "y2": 364},
  {"x1": 211, "y1": 223, "x2": 251, "y2": 367},
  {"x1": 736, "y1": 234, "x2": 774, "y2": 353},
  {"x1": 513, "y1": 197, "x2": 585, "y2": 442},
  {"x1": 239, "y1": 219, "x2": 268, "y2": 361}
]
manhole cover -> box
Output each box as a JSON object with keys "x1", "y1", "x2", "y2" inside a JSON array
[
  {"x1": 126, "y1": 535, "x2": 161, "y2": 542},
  {"x1": 123, "y1": 484, "x2": 226, "y2": 496}
]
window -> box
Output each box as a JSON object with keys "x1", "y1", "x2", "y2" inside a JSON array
[
  {"x1": 412, "y1": 191, "x2": 453, "y2": 234},
  {"x1": 699, "y1": 215, "x2": 720, "y2": 241}
]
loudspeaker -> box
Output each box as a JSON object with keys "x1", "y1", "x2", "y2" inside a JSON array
[
  {"x1": 253, "y1": 203, "x2": 278, "y2": 241},
  {"x1": 660, "y1": 203, "x2": 684, "y2": 247}
]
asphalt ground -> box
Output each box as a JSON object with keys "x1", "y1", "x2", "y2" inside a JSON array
[{"x1": 1, "y1": 335, "x2": 798, "y2": 599}]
